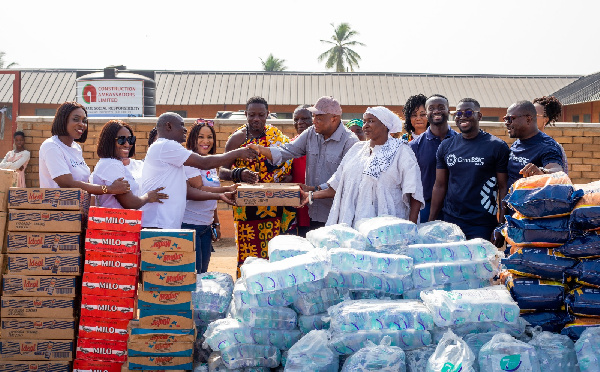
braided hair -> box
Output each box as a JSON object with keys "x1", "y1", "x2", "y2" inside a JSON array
[
  {"x1": 51, "y1": 101, "x2": 88, "y2": 143},
  {"x1": 402, "y1": 94, "x2": 428, "y2": 135},
  {"x1": 96, "y1": 120, "x2": 135, "y2": 159},
  {"x1": 533, "y1": 96, "x2": 563, "y2": 125}
]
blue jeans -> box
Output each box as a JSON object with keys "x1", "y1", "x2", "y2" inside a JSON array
[{"x1": 181, "y1": 223, "x2": 212, "y2": 273}]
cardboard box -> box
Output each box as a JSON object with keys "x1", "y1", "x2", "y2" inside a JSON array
[
  {"x1": 80, "y1": 294, "x2": 136, "y2": 320},
  {"x1": 127, "y1": 341, "x2": 193, "y2": 357},
  {"x1": 140, "y1": 251, "x2": 195, "y2": 272},
  {"x1": 129, "y1": 328, "x2": 195, "y2": 343},
  {"x1": 85, "y1": 229, "x2": 139, "y2": 254},
  {"x1": 73, "y1": 359, "x2": 123, "y2": 372},
  {"x1": 83, "y1": 251, "x2": 139, "y2": 276},
  {"x1": 127, "y1": 356, "x2": 192, "y2": 370},
  {"x1": 78, "y1": 316, "x2": 130, "y2": 342},
  {"x1": 1, "y1": 296, "x2": 76, "y2": 318},
  {"x1": 141, "y1": 271, "x2": 196, "y2": 292},
  {"x1": 0, "y1": 253, "x2": 5, "y2": 273},
  {"x1": 8, "y1": 188, "x2": 90, "y2": 210},
  {"x1": 88, "y1": 207, "x2": 142, "y2": 233},
  {"x1": 0, "y1": 169, "x2": 18, "y2": 211},
  {"x1": 138, "y1": 309, "x2": 193, "y2": 329},
  {"x1": 8, "y1": 210, "x2": 83, "y2": 232},
  {"x1": 137, "y1": 290, "x2": 192, "y2": 311},
  {"x1": 121, "y1": 365, "x2": 186, "y2": 372},
  {"x1": 7, "y1": 253, "x2": 82, "y2": 276},
  {"x1": 2, "y1": 275, "x2": 77, "y2": 297},
  {"x1": 0, "y1": 212, "x2": 7, "y2": 252},
  {"x1": 7, "y1": 232, "x2": 81, "y2": 254},
  {"x1": 76, "y1": 338, "x2": 127, "y2": 363},
  {"x1": 81, "y1": 273, "x2": 137, "y2": 298},
  {"x1": 1, "y1": 318, "x2": 76, "y2": 339},
  {"x1": 0, "y1": 340, "x2": 74, "y2": 361},
  {"x1": 236, "y1": 183, "x2": 301, "y2": 206},
  {"x1": 0, "y1": 361, "x2": 71, "y2": 372},
  {"x1": 140, "y1": 229, "x2": 195, "y2": 252}
]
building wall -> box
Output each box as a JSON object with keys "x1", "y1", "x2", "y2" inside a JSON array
[{"x1": 562, "y1": 101, "x2": 600, "y2": 123}]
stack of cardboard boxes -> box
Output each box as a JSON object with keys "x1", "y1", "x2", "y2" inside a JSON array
[
  {"x1": 0, "y1": 170, "x2": 16, "y2": 331},
  {"x1": 73, "y1": 206, "x2": 142, "y2": 372},
  {"x1": 127, "y1": 229, "x2": 196, "y2": 370},
  {"x1": 0, "y1": 187, "x2": 87, "y2": 371}
]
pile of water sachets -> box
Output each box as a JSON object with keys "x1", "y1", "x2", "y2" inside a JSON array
[{"x1": 503, "y1": 174, "x2": 600, "y2": 344}]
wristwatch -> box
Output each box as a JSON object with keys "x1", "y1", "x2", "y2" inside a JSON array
[{"x1": 315, "y1": 185, "x2": 321, "y2": 191}]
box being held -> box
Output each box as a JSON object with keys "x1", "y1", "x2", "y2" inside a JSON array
[
  {"x1": 1, "y1": 296, "x2": 76, "y2": 318},
  {"x1": 140, "y1": 251, "x2": 195, "y2": 272},
  {"x1": 1, "y1": 317, "x2": 76, "y2": 339},
  {"x1": 0, "y1": 339, "x2": 74, "y2": 361},
  {"x1": 140, "y1": 229, "x2": 195, "y2": 252},
  {"x1": 88, "y1": 207, "x2": 142, "y2": 233},
  {"x1": 141, "y1": 271, "x2": 196, "y2": 292},
  {"x1": 81, "y1": 272, "x2": 137, "y2": 297},
  {"x1": 85, "y1": 229, "x2": 139, "y2": 254},
  {"x1": 8, "y1": 209, "x2": 83, "y2": 232},
  {"x1": 7, "y1": 253, "x2": 82, "y2": 276},
  {"x1": 0, "y1": 361, "x2": 70, "y2": 372},
  {"x1": 78, "y1": 316, "x2": 130, "y2": 342},
  {"x1": 236, "y1": 183, "x2": 301, "y2": 206},
  {"x1": 84, "y1": 251, "x2": 139, "y2": 275},
  {"x1": 8, "y1": 188, "x2": 89, "y2": 210},
  {"x1": 2, "y1": 275, "x2": 77, "y2": 297},
  {"x1": 7, "y1": 232, "x2": 80, "y2": 254}
]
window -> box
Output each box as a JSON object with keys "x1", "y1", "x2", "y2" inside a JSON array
[
  {"x1": 482, "y1": 116, "x2": 500, "y2": 122},
  {"x1": 573, "y1": 115, "x2": 580, "y2": 123},
  {"x1": 35, "y1": 108, "x2": 56, "y2": 116},
  {"x1": 583, "y1": 114, "x2": 591, "y2": 123},
  {"x1": 274, "y1": 112, "x2": 292, "y2": 119},
  {"x1": 171, "y1": 110, "x2": 187, "y2": 118},
  {"x1": 341, "y1": 113, "x2": 362, "y2": 120}
]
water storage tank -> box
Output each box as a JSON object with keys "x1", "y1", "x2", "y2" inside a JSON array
[{"x1": 76, "y1": 66, "x2": 156, "y2": 117}]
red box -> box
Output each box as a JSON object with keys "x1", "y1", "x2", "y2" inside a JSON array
[
  {"x1": 81, "y1": 273, "x2": 137, "y2": 297},
  {"x1": 80, "y1": 294, "x2": 136, "y2": 320},
  {"x1": 85, "y1": 229, "x2": 140, "y2": 254},
  {"x1": 84, "y1": 251, "x2": 139, "y2": 276},
  {"x1": 73, "y1": 359, "x2": 123, "y2": 372},
  {"x1": 76, "y1": 338, "x2": 127, "y2": 362},
  {"x1": 78, "y1": 316, "x2": 130, "y2": 342},
  {"x1": 88, "y1": 207, "x2": 142, "y2": 233}
]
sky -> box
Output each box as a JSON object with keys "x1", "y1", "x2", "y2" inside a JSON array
[{"x1": 2, "y1": 0, "x2": 599, "y2": 76}]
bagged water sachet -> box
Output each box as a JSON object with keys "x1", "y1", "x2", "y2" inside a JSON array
[
  {"x1": 340, "y1": 336, "x2": 407, "y2": 372},
  {"x1": 417, "y1": 220, "x2": 466, "y2": 244},
  {"x1": 268, "y1": 235, "x2": 316, "y2": 262},
  {"x1": 284, "y1": 330, "x2": 338, "y2": 371},
  {"x1": 426, "y1": 329, "x2": 476, "y2": 372},
  {"x1": 463, "y1": 332, "x2": 499, "y2": 372},
  {"x1": 420, "y1": 286, "x2": 520, "y2": 327},
  {"x1": 306, "y1": 223, "x2": 368, "y2": 250},
  {"x1": 220, "y1": 343, "x2": 280, "y2": 370},
  {"x1": 574, "y1": 326, "x2": 600, "y2": 372},
  {"x1": 406, "y1": 345, "x2": 436, "y2": 372},
  {"x1": 431, "y1": 317, "x2": 528, "y2": 344},
  {"x1": 478, "y1": 333, "x2": 541, "y2": 372},
  {"x1": 329, "y1": 329, "x2": 432, "y2": 355},
  {"x1": 528, "y1": 331, "x2": 579, "y2": 372},
  {"x1": 193, "y1": 272, "x2": 234, "y2": 314}
]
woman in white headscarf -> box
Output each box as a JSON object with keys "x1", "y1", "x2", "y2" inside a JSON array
[{"x1": 303, "y1": 106, "x2": 424, "y2": 226}]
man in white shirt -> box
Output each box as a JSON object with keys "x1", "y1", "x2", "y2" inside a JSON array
[{"x1": 140, "y1": 113, "x2": 257, "y2": 229}]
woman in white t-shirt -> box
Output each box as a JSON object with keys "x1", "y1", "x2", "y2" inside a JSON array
[
  {"x1": 92, "y1": 120, "x2": 167, "y2": 209},
  {"x1": 38, "y1": 101, "x2": 129, "y2": 196},
  {"x1": 182, "y1": 119, "x2": 237, "y2": 273}
]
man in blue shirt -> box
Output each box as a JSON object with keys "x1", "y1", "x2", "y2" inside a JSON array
[
  {"x1": 430, "y1": 98, "x2": 510, "y2": 243},
  {"x1": 505, "y1": 100, "x2": 564, "y2": 186},
  {"x1": 409, "y1": 94, "x2": 459, "y2": 222}
]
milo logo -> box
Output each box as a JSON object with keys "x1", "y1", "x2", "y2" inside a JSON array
[
  {"x1": 500, "y1": 354, "x2": 522, "y2": 371},
  {"x1": 441, "y1": 362, "x2": 462, "y2": 372}
]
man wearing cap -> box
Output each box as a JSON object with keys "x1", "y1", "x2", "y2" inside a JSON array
[{"x1": 248, "y1": 96, "x2": 359, "y2": 235}]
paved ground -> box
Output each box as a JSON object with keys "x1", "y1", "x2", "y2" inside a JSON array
[{"x1": 207, "y1": 238, "x2": 238, "y2": 279}]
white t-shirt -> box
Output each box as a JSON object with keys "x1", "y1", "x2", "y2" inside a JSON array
[
  {"x1": 91, "y1": 158, "x2": 140, "y2": 209},
  {"x1": 182, "y1": 167, "x2": 220, "y2": 226},
  {"x1": 125, "y1": 158, "x2": 144, "y2": 191},
  {"x1": 39, "y1": 136, "x2": 90, "y2": 188},
  {"x1": 140, "y1": 138, "x2": 193, "y2": 228}
]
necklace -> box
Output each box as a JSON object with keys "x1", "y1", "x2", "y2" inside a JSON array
[{"x1": 245, "y1": 124, "x2": 266, "y2": 142}]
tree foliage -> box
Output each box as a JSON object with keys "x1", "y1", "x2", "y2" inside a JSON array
[
  {"x1": 260, "y1": 54, "x2": 287, "y2": 72},
  {"x1": 0, "y1": 52, "x2": 18, "y2": 69},
  {"x1": 318, "y1": 23, "x2": 365, "y2": 72}
]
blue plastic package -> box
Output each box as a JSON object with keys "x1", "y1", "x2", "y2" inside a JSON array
[
  {"x1": 505, "y1": 214, "x2": 570, "y2": 247},
  {"x1": 506, "y1": 276, "x2": 566, "y2": 311},
  {"x1": 520, "y1": 311, "x2": 573, "y2": 333},
  {"x1": 556, "y1": 232, "x2": 600, "y2": 258},
  {"x1": 561, "y1": 317, "x2": 600, "y2": 340},
  {"x1": 570, "y1": 182, "x2": 600, "y2": 231},
  {"x1": 565, "y1": 259, "x2": 600, "y2": 288},
  {"x1": 566, "y1": 287, "x2": 600, "y2": 317},
  {"x1": 502, "y1": 247, "x2": 577, "y2": 280}
]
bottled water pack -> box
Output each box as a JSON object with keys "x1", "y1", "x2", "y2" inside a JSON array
[
  {"x1": 478, "y1": 333, "x2": 541, "y2": 372},
  {"x1": 268, "y1": 235, "x2": 316, "y2": 262},
  {"x1": 292, "y1": 287, "x2": 349, "y2": 316},
  {"x1": 528, "y1": 331, "x2": 579, "y2": 372},
  {"x1": 420, "y1": 287, "x2": 520, "y2": 327},
  {"x1": 233, "y1": 306, "x2": 297, "y2": 330},
  {"x1": 220, "y1": 343, "x2": 280, "y2": 370},
  {"x1": 329, "y1": 329, "x2": 432, "y2": 355},
  {"x1": 329, "y1": 248, "x2": 413, "y2": 276},
  {"x1": 430, "y1": 318, "x2": 528, "y2": 344},
  {"x1": 403, "y1": 278, "x2": 491, "y2": 300},
  {"x1": 411, "y1": 259, "x2": 497, "y2": 289},
  {"x1": 306, "y1": 223, "x2": 368, "y2": 250},
  {"x1": 232, "y1": 278, "x2": 326, "y2": 310},
  {"x1": 356, "y1": 216, "x2": 418, "y2": 250},
  {"x1": 340, "y1": 336, "x2": 406, "y2": 372},
  {"x1": 326, "y1": 270, "x2": 413, "y2": 296},
  {"x1": 284, "y1": 330, "x2": 338, "y2": 372},
  {"x1": 416, "y1": 220, "x2": 466, "y2": 244},
  {"x1": 400, "y1": 238, "x2": 499, "y2": 265},
  {"x1": 193, "y1": 272, "x2": 234, "y2": 314},
  {"x1": 297, "y1": 313, "x2": 330, "y2": 335}
]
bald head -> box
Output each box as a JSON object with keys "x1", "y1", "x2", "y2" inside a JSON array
[{"x1": 156, "y1": 112, "x2": 187, "y2": 142}]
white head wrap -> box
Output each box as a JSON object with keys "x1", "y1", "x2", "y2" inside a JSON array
[{"x1": 365, "y1": 106, "x2": 403, "y2": 133}]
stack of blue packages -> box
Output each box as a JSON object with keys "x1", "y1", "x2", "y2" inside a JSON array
[
  {"x1": 192, "y1": 272, "x2": 234, "y2": 333},
  {"x1": 355, "y1": 215, "x2": 419, "y2": 253},
  {"x1": 267, "y1": 235, "x2": 317, "y2": 262},
  {"x1": 306, "y1": 223, "x2": 368, "y2": 250}
]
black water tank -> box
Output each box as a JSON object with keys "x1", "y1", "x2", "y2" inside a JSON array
[{"x1": 76, "y1": 67, "x2": 156, "y2": 117}]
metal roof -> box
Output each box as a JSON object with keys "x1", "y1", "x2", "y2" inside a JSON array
[
  {"x1": 0, "y1": 69, "x2": 581, "y2": 108},
  {"x1": 552, "y1": 71, "x2": 600, "y2": 105}
]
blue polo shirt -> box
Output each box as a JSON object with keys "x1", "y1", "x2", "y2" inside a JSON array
[
  {"x1": 409, "y1": 126, "x2": 459, "y2": 201},
  {"x1": 508, "y1": 132, "x2": 564, "y2": 187}
]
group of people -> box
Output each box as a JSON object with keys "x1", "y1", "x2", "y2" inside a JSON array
[{"x1": 21, "y1": 92, "x2": 566, "y2": 276}]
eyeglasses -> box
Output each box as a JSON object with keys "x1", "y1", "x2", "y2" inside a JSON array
[
  {"x1": 503, "y1": 114, "x2": 531, "y2": 124},
  {"x1": 454, "y1": 109, "x2": 479, "y2": 118},
  {"x1": 196, "y1": 118, "x2": 214, "y2": 127},
  {"x1": 115, "y1": 136, "x2": 136, "y2": 145}
]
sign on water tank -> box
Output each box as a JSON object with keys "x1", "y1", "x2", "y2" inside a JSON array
[{"x1": 76, "y1": 79, "x2": 144, "y2": 117}]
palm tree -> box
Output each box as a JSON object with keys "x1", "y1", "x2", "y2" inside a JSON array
[
  {"x1": 318, "y1": 23, "x2": 365, "y2": 72},
  {"x1": 260, "y1": 54, "x2": 287, "y2": 72},
  {"x1": 0, "y1": 52, "x2": 18, "y2": 69}
]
